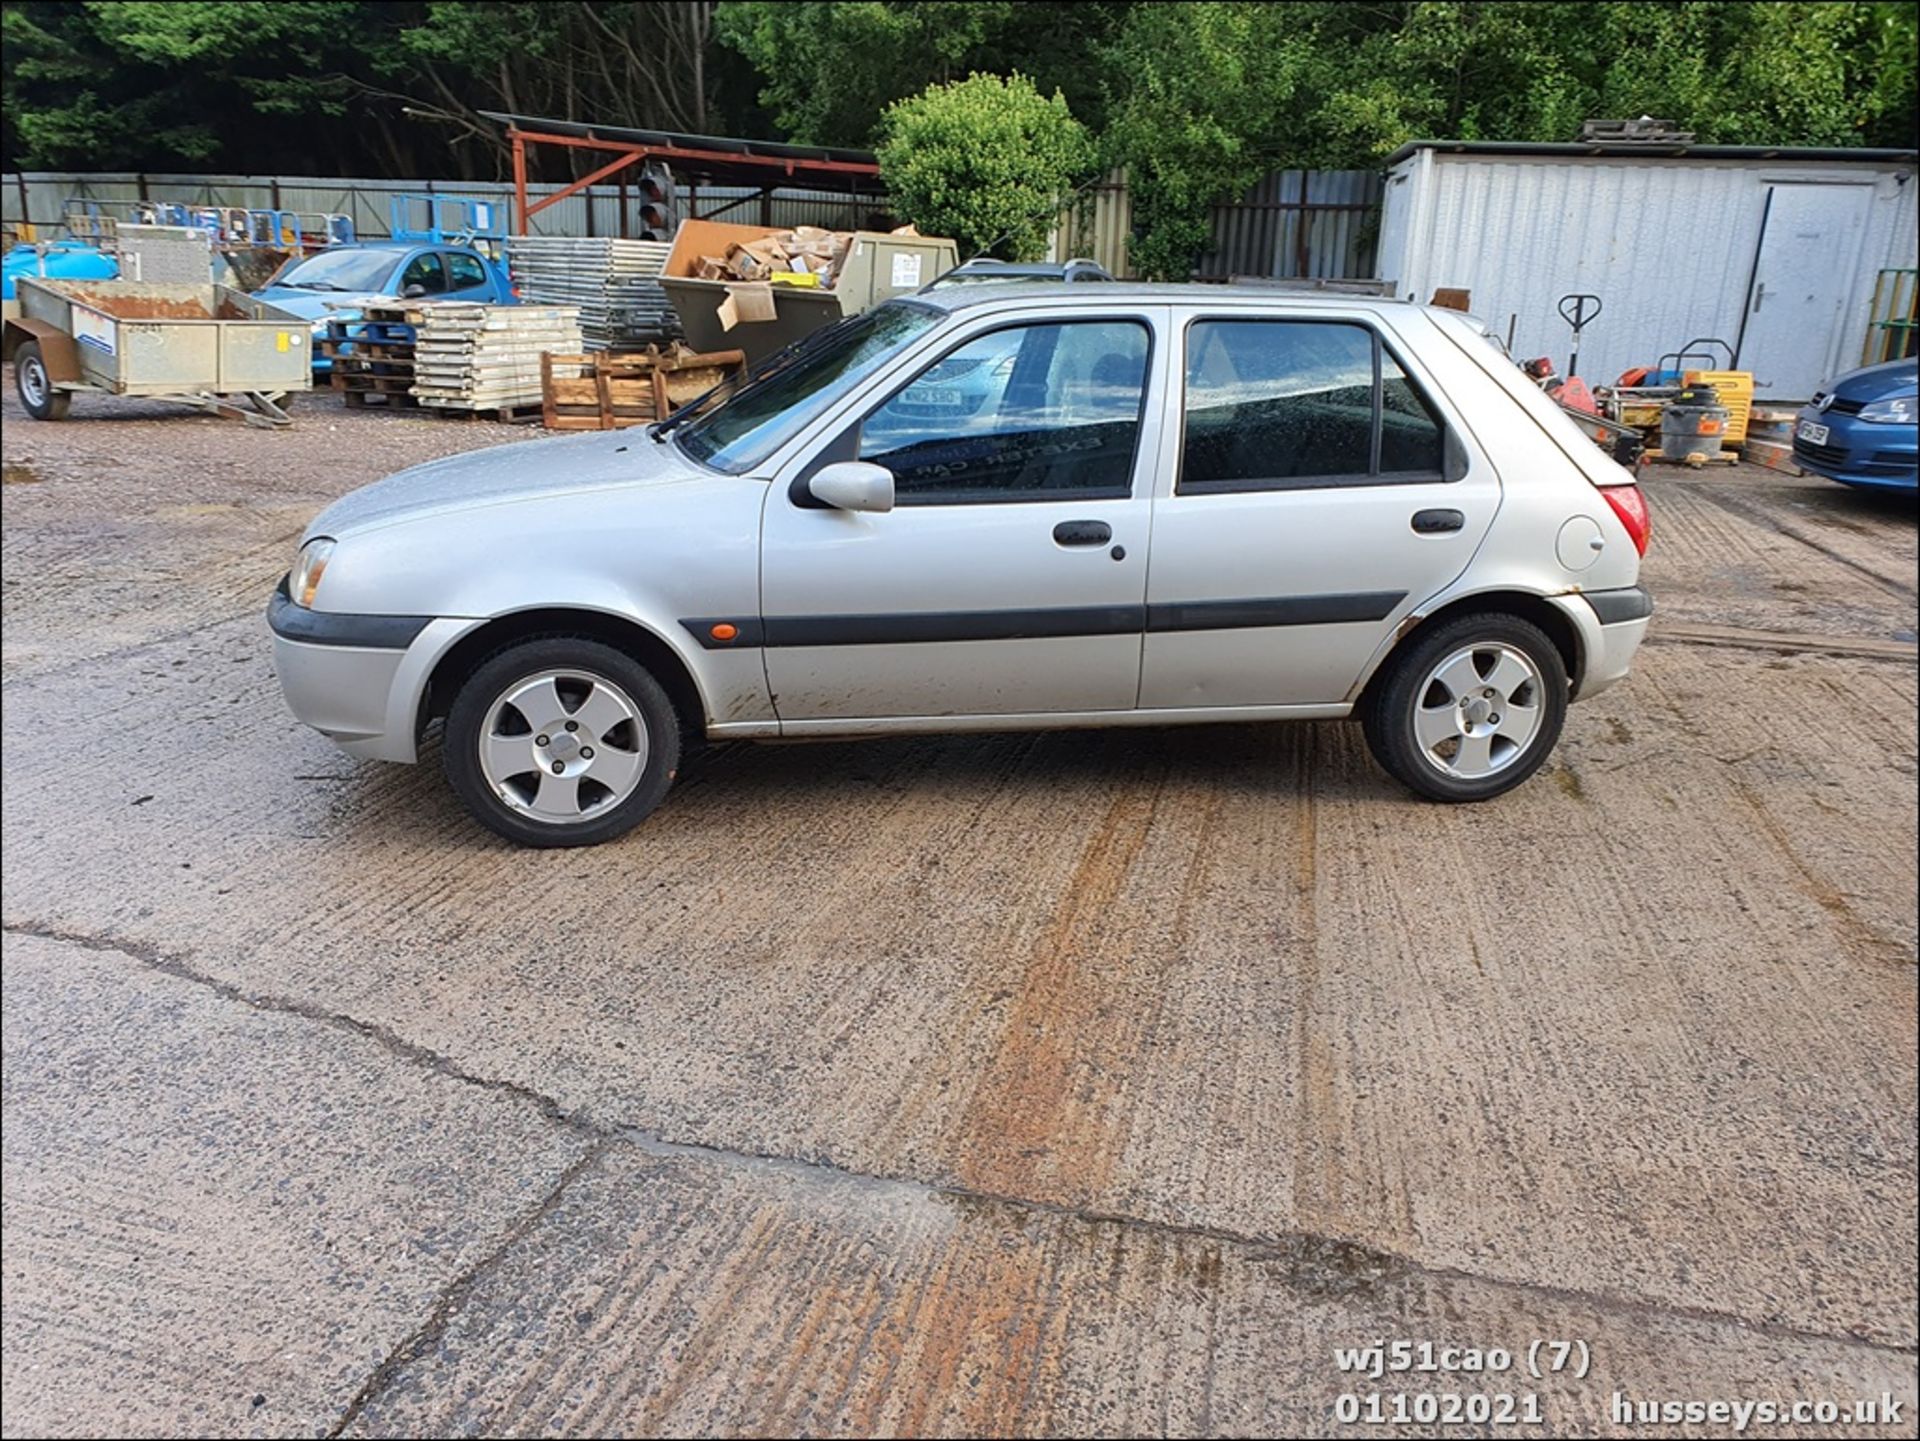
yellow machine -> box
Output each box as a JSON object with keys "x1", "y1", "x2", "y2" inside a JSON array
[{"x1": 1687, "y1": 369, "x2": 1753, "y2": 446}]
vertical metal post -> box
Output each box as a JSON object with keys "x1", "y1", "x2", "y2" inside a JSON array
[
  {"x1": 760, "y1": 188, "x2": 773, "y2": 226},
  {"x1": 512, "y1": 133, "x2": 529, "y2": 235},
  {"x1": 1295, "y1": 170, "x2": 1310, "y2": 279},
  {"x1": 618, "y1": 172, "x2": 629, "y2": 238}
]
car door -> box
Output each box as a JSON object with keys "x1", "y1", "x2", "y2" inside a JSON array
[
  {"x1": 1139, "y1": 309, "x2": 1500, "y2": 709},
  {"x1": 396, "y1": 251, "x2": 448, "y2": 298},
  {"x1": 759, "y1": 310, "x2": 1167, "y2": 724},
  {"x1": 443, "y1": 250, "x2": 496, "y2": 301}
]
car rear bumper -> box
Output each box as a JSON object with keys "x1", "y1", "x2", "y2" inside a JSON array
[
  {"x1": 268, "y1": 581, "x2": 480, "y2": 763},
  {"x1": 1557, "y1": 585, "x2": 1652, "y2": 701}
]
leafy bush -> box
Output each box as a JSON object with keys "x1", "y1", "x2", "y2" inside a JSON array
[{"x1": 877, "y1": 72, "x2": 1096, "y2": 261}]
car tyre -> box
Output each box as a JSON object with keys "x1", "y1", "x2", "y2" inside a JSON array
[
  {"x1": 444, "y1": 637, "x2": 681, "y2": 847},
  {"x1": 15, "y1": 341, "x2": 72, "y2": 421},
  {"x1": 1362, "y1": 612, "x2": 1568, "y2": 802}
]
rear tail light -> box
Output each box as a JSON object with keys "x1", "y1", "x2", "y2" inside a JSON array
[{"x1": 1598, "y1": 482, "x2": 1651, "y2": 556}]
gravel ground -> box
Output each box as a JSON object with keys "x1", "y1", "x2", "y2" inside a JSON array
[{"x1": 2, "y1": 377, "x2": 1916, "y2": 1438}]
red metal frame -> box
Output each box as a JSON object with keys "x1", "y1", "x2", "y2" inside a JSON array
[{"x1": 507, "y1": 126, "x2": 881, "y2": 234}]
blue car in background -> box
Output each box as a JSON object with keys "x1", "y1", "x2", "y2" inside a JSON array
[
  {"x1": 1793, "y1": 357, "x2": 1919, "y2": 492},
  {"x1": 253, "y1": 242, "x2": 514, "y2": 372}
]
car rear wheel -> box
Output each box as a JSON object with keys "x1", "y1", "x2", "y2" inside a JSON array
[
  {"x1": 444, "y1": 637, "x2": 681, "y2": 847},
  {"x1": 1362, "y1": 613, "x2": 1568, "y2": 802},
  {"x1": 15, "y1": 341, "x2": 71, "y2": 421}
]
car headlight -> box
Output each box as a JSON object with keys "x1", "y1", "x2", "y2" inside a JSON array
[
  {"x1": 1859, "y1": 395, "x2": 1915, "y2": 424},
  {"x1": 289, "y1": 538, "x2": 335, "y2": 608}
]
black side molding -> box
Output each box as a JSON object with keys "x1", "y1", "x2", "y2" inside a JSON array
[
  {"x1": 1146, "y1": 591, "x2": 1404, "y2": 633},
  {"x1": 1581, "y1": 585, "x2": 1655, "y2": 625},
  {"x1": 680, "y1": 591, "x2": 1408, "y2": 649},
  {"x1": 267, "y1": 577, "x2": 433, "y2": 649},
  {"x1": 764, "y1": 605, "x2": 1143, "y2": 648}
]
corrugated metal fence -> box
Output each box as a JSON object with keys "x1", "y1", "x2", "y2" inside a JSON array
[
  {"x1": 5, "y1": 167, "x2": 1382, "y2": 279},
  {"x1": 1, "y1": 172, "x2": 881, "y2": 243},
  {"x1": 1197, "y1": 169, "x2": 1383, "y2": 280}
]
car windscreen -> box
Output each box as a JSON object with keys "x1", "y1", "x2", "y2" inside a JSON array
[
  {"x1": 675, "y1": 302, "x2": 943, "y2": 474},
  {"x1": 274, "y1": 248, "x2": 408, "y2": 293}
]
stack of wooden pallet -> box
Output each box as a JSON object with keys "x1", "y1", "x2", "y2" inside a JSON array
[
  {"x1": 409, "y1": 303, "x2": 583, "y2": 421},
  {"x1": 321, "y1": 305, "x2": 419, "y2": 408},
  {"x1": 1743, "y1": 406, "x2": 1804, "y2": 474},
  {"x1": 540, "y1": 345, "x2": 746, "y2": 431}
]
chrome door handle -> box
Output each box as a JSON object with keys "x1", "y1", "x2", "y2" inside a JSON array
[{"x1": 1053, "y1": 520, "x2": 1112, "y2": 546}]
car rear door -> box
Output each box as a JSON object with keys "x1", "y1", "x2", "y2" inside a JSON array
[
  {"x1": 1139, "y1": 306, "x2": 1500, "y2": 709},
  {"x1": 758, "y1": 308, "x2": 1169, "y2": 724}
]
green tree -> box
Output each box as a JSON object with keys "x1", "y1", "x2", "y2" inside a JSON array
[
  {"x1": 713, "y1": 0, "x2": 1131, "y2": 146},
  {"x1": 1099, "y1": 1, "x2": 1310, "y2": 278},
  {"x1": 877, "y1": 71, "x2": 1095, "y2": 259}
]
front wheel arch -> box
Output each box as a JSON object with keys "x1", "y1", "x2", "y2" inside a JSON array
[{"x1": 419, "y1": 608, "x2": 708, "y2": 749}]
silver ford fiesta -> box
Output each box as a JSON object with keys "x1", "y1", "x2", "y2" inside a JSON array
[{"x1": 270, "y1": 284, "x2": 1652, "y2": 847}]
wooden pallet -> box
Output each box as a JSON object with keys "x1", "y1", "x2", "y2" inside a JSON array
[
  {"x1": 332, "y1": 372, "x2": 417, "y2": 394},
  {"x1": 340, "y1": 389, "x2": 421, "y2": 410},
  {"x1": 541, "y1": 347, "x2": 746, "y2": 431},
  {"x1": 1741, "y1": 437, "x2": 1803, "y2": 475},
  {"x1": 418, "y1": 399, "x2": 545, "y2": 424}
]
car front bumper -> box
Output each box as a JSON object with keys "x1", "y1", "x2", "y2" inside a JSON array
[
  {"x1": 1792, "y1": 408, "x2": 1918, "y2": 490},
  {"x1": 268, "y1": 581, "x2": 480, "y2": 763}
]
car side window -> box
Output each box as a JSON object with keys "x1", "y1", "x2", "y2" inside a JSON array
[
  {"x1": 445, "y1": 252, "x2": 488, "y2": 291},
  {"x1": 857, "y1": 320, "x2": 1150, "y2": 505},
  {"x1": 400, "y1": 253, "x2": 448, "y2": 294},
  {"x1": 1179, "y1": 319, "x2": 1449, "y2": 492}
]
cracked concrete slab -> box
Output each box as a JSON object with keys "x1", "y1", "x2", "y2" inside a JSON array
[
  {"x1": 336, "y1": 1138, "x2": 1916, "y2": 1438},
  {"x1": 1, "y1": 932, "x2": 594, "y2": 1438}
]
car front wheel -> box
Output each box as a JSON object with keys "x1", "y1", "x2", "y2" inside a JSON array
[
  {"x1": 444, "y1": 637, "x2": 681, "y2": 847},
  {"x1": 1362, "y1": 613, "x2": 1568, "y2": 802}
]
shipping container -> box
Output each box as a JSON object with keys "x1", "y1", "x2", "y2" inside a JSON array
[{"x1": 1375, "y1": 141, "x2": 1920, "y2": 401}]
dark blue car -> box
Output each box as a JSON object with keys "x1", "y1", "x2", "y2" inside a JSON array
[{"x1": 1793, "y1": 358, "x2": 1918, "y2": 492}]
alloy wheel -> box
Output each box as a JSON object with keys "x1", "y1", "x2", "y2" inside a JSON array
[
  {"x1": 478, "y1": 668, "x2": 650, "y2": 825},
  {"x1": 1412, "y1": 643, "x2": 1545, "y2": 779}
]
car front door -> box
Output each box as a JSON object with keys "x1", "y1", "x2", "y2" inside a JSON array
[
  {"x1": 759, "y1": 311, "x2": 1166, "y2": 724},
  {"x1": 397, "y1": 251, "x2": 448, "y2": 298},
  {"x1": 1139, "y1": 310, "x2": 1500, "y2": 709}
]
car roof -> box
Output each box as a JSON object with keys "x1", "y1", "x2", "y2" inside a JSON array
[{"x1": 906, "y1": 281, "x2": 1419, "y2": 316}]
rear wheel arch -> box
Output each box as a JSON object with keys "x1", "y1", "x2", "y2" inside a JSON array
[
  {"x1": 419, "y1": 608, "x2": 708, "y2": 747},
  {"x1": 1357, "y1": 590, "x2": 1585, "y2": 711}
]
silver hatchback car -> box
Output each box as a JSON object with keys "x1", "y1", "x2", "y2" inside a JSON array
[{"x1": 271, "y1": 285, "x2": 1652, "y2": 847}]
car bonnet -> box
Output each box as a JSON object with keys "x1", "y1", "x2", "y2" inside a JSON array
[{"x1": 304, "y1": 429, "x2": 716, "y2": 542}]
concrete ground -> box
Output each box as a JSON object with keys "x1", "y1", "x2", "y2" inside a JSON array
[{"x1": 2, "y1": 384, "x2": 1915, "y2": 1439}]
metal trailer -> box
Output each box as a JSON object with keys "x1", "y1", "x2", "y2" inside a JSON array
[{"x1": 4, "y1": 277, "x2": 311, "y2": 425}]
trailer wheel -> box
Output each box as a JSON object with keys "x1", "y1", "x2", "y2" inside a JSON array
[{"x1": 15, "y1": 342, "x2": 71, "y2": 421}]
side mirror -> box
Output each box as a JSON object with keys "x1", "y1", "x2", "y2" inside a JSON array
[
  {"x1": 402, "y1": 283, "x2": 429, "y2": 299},
  {"x1": 807, "y1": 460, "x2": 895, "y2": 513}
]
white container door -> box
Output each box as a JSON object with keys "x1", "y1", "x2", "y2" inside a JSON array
[{"x1": 1741, "y1": 184, "x2": 1873, "y2": 401}]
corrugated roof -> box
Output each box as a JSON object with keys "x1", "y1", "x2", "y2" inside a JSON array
[{"x1": 1387, "y1": 139, "x2": 1918, "y2": 166}]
